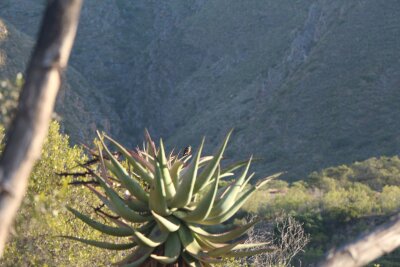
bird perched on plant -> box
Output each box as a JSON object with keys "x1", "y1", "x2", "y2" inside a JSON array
[{"x1": 182, "y1": 145, "x2": 192, "y2": 157}]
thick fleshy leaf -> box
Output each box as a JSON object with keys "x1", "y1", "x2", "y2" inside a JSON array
[
  {"x1": 198, "y1": 156, "x2": 213, "y2": 165},
  {"x1": 115, "y1": 246, "x2": 154, "y2": 267},
  {"x1": 85, "y1": 184, "x2": 118, "y2": 214},
  {"x1": 144, "y1": 128, "x2": 157, "y2": 158},
  {"x1": 203, "y1": 186, "x2": 257, "y2": 225},
  {"x1": 129, "y1": 150, "x2": 155, "y2": 176},
  {"x1": 150, "y1": 232, "x2": 181, "y2": 264},
  {"x1": 151, "y1": 210, "x2": 180, "y2": 232},
  {"x1": 149, "y1": 160, "x2": 170, "y2": 216},
  {"x1": 183, "y1": 167, "x2": 220, "y2": 222},
  {"x1": 125, "y1": 197, "x2": 149, "y2": 212},
  {"x1": 209, "y1": 157, "x2": 252, "y2": 217},
  {"x1": 178, "y1": 225, "x2": 202, "y2": 255},
  {"x1": 92, "y1": 172, "x2": 151, "y2": 223},
  {"x1": 221, "y1": 157, "x2": 262, "y2": 174},
  {"x1": 193, "y1": 233, "x2": 218, "y2": 250},
  {"x1": 67, "y1": 207, "x2": 134, "y2": 237},
  {"x1": 62, "y1": 236, "x2": 137, "y2": 250},
  {"x1": 182, "y1": 253, "x2": 202, "y2": 267},
  {"x1": 254, "y1": 172, "x2": 283, "y2": 189},
  {"x1": 188, "y1": 218, "x2": 261, "y2": 243},
  {"x1": 158, "y1": 139, "x2": 176, "y2": 200},
  {"x1": 193, "y1": 130, "x2": 232, "y2": 193},
  {"x1": 170, "y1": 138, "x2": 204, "y2": 208},
  {"x1": 98, "y1": 135, "x2": 149, "y2": 203},
  {"x1": 170, "y1": 160, "x2": 184, "y2": 188},
  {"x1": 131, "y1": 224, "x2": 169, "y2": 248},
  {"x1": 103, "y1": 134, "x2": 155, "y2": 183}
]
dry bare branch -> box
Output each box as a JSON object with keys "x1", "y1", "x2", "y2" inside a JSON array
[
  {"x1": 245, "y1": 213, "x2": 309, "y2": 267},
  {"x1": 0, "y1": 0, "x2": 82, "y2": 256}
]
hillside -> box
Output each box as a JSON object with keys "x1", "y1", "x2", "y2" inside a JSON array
[
  {"x1": 1, "y1": 0, "x2": 400, "y2": 180},
  {"x1": 0, "y1": 4, "x2": 118, "y2": 142}
]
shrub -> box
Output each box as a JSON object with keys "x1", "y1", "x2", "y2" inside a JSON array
[{"x1": 2, "y1": 122, "x2": 120, "y2": 266}]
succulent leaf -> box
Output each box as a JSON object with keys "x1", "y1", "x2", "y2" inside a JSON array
[
  {"x1": 92, "y1": 172, "x2": 151, "y2": 223},
  {"x1": 61, "y1": 236, "x2": 137, "y2": 250},
  {"x1": 99, "y1": 136, "x2": 149, "y2": 203},
  {"x1": 182, "y1": 252, "x2": 202, "y2": 267},
  {"x1": 131, "y1": 224, "x2": 169, "y2": 248},
  {"x1": 194, "y1": 130, "x2": 232, "y2": 194},
  {"x1": 170, "y1": 138, "x2": 204, "y2": 208},
  {"x1": 117, "y1": 246, "x2": 154, "y2": 267},
  {"x1": 221, "y1": 157, "x2": 261, "y2": 174},
  {"x1": 151, "y1": 210, "x2": 181, "y2": 232},
  {"x1": 170, "y1": 160, "x2": 184, "y2": 188},
  {"x1": 183, "y1": 166, "x2": 221, "y2": 223},
  {"x1": 205, "y1": 186, "x2": 258, "y2": 225},
  {"x1": 209, "y1": 157, "x2": 252, "y2": 217},
  {"x1": 178, "y1": 225, "x2": 203, "y2": 255},
  {"x1": 188, "y1": 218, "x2": 261, "y2": 243},
  {"x1": 104, "y1": 134, "x2": 154, "y2": 184},
  {"x1": 67, "y1": 206, "x2": 134, "y2": 237},
  {"x1": 150, "y1": 232, "x2": 181, "y2": 264},
  {"x1": 125, "y1": 197, "x2": 149, "y2": 212},
  {"x1": 149, "y1": 160, "x2": 170, "y2": 216},
  {"x1": 67, "y1": 130, "x2": 275, "y2": 266},
  {"x1": 158, "y1": 139, "x2": 176, "y2": 200},
  {"x1": 85, "y1": 184, "x2": 119, "y2": 214}
]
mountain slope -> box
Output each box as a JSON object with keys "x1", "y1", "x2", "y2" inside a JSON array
[
  {"x1": 1, "y1": 0, "x2": 399, "y2": 180},
  {"x1": 0, "y1": 7, "x2": 117, "y2": 143},
  {"x1": 166, "y1": 0, "x2": 400, "y2": 179}
]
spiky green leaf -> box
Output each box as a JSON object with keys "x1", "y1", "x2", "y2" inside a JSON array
[
  {"x1": 158, "y1": 139, "x2": 176, "y2": 200},
  {"x1": 62, "y1": 236, "x2": 137, "y2": 250},
  {"x1": 150, "y1": 232, "x2": 181, "y2": 264},
  {"x1": 151, "y1": 210, "x2": 181, "y2": 232},
  {"x1": 170, "y1": 138, "x2": 204, "y2": 208},
  {"x1": 67, "y1": 207, "x2": 134, "y2": 237},
  {"x1": 194, "y1": 130, "x2": 232, "y2": 193}
]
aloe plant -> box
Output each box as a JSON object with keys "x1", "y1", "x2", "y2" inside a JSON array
[{"x1": 66, "y1": 130, "x2": 280, "y2": 266}]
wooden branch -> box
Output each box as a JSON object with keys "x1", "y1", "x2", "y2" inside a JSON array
[
  {"x1": 0, "y1": 0, "x2": 82, "y2": 256},
  {"x1": 318, "y1": 213, "x2": 400, "y2": 267}
]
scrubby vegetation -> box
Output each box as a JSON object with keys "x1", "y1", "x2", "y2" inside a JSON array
[
  {"x1": 0, "y1": 116, "x2": 398, "y2": 266},
  {"x1": 0, "y1": 75, "x2": 398, "y2": 266},
  {"x1": 0, "y1": 74, "x2": 21, "y2": 127},
  {"x1": 0, "y1": 120, "x2": 397, "y2": 266},
  {"x1": 242, "y1": 157, "x2": 400, "y2": 265},
  {"x1": 1, "y1": 122, "x2": 122, "y2": 266},
  {"x1": 1, "y1": 1, "x2": 399, "y2": 265}
]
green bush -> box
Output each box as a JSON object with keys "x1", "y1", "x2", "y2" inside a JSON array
[
  {"x1": 0, "y1": 75, "x2": 22, "y2": 127},
  {"x1": 2, "y1": 122, "x2": 121, "y2": 266},
  {"x1": 241, "y1": 157, "x2": 400, "y2": 266},
  {"x1": 379, "y1": 186, "x2": 400, "y2": 213}
]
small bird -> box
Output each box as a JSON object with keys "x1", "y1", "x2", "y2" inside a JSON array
[{"x1": 183, "y1": 146, "x2": 192, "y2": 157}]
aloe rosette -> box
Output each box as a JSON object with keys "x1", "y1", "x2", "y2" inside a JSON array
[{"x1": 66, "y1": 130, "x2": 279, "y2": 266}]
